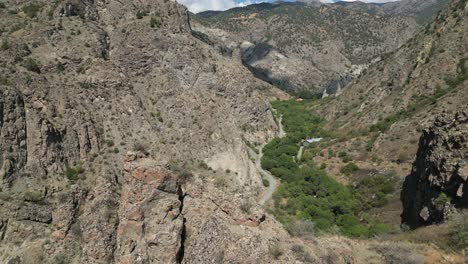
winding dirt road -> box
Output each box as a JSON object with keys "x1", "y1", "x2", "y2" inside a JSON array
[
  {"x1": 257, "y1": 115, "x2": 286, "y2": 206},
  {"x1": 257, "y1": 143, "x2": 278, "y2": 206}
]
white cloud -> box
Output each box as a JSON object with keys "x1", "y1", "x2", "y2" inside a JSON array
[
  {"x1": 178, "y1": 0, "x2": 401, "y2": 13},
  {"x1": 178, "y1": 0, "x2": 262, "y2": 13}
]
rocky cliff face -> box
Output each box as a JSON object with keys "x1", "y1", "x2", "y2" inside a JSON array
[
  {"x1": 0, "y1": 0, "x2": 294, "y2": 263},
  {"x1": 401, "y1": 107, "x2": 467, "y2": 229}
]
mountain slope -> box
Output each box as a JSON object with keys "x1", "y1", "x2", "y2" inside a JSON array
[
  {"x1": 0, "y1": 1, "x2": 302, "y2": 263},
  {"x1": 318, "y1": 0, "x2": 467, "y2": 162},
  {"x1": 192, "y1": 0, "x2": 449, "y2": 93}
]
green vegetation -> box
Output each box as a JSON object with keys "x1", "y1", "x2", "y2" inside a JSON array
[
  {"x1": 48, "y1": 0, "x2": 61, "y2": 20},
  {"x1": 150, "y1": 17, "x2": 161, "y2": 28},
  {"x1": 136, "y1": 10, "x2": 147, "y2": 19},
  {"x1": 268, "y1": 243, "x2": 283, "y2": 259},
  {"x1": 291, "y1": 245, "x2": 314, "y2": 263},
  {"x1": 0, "y1": 76, "x2": 10, "y2": 86},
  {"x1": 446, "y1": 58, "x2": 468, "y2": 89},
  {"x1": 449, "y1": 215, "x2": 468, "y2": 250},
  {"x1": 1, "y1": 39, "x2": 10, "y2": 50},
  {"x1": 285, "y1": 220, "x2": 315, "y2": 237},
  {"x1": 24, "y1": 189, "x2": 44, "y2": 203},
  {"x1": 22, "y1": 2, "x2": 42, "y2": 18},
  {"x1": 168, "y1": 160, "x2": 193, "y2": 183},
  {"x1": 0, "y1": 3, "x2": 6, "y2": 9},
  {"x1": 263, "y1": 99, "x2": 392, "y2": 238},
  {"x1": 56, "y1": 62, "x2": 65, "y2": 72},
  {"x1": 133, "y1": 142, "x2": 146, "y2": 152},
  {"x1": 65, "y1": 165, "x2": 84, "y2": 183},
  {"x1": 151, "y1": 111, "x2": 163, "y2": 122},
  {"x1": 434, "y1": 192, "x2": 451, "y2": 210},
  {"x1": 23, "y1": 58, "x2": 41, "y2": 73},
  {"x1": 371, "y1": 60, "x2": 467, "y2": 134},
  {"x1": 338, "y1": 151, "x2": 351, "y2": 162},
  {"x1": 262, "y1": 178, "x2": 270, "y2": 187},
  {"x1": 351, "y1": 175, "x2": 397, "y2": 210},
  {"x1": 191, "y1": 30, "x2": 213, "y2": 46},
  {"x1": 340, "y1": 163, "x2": 359, "y2": 176}
]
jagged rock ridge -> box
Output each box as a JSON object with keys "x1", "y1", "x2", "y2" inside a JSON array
[{"x1": 401, "y1": 107, "x2": 467, "y2": 228}]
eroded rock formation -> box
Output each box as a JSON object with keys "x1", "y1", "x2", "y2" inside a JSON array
[{"x1": 402, "y1": 106, "x2": 468, "y2": 228}]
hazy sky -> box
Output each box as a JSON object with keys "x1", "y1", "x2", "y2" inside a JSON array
[{"x1": 177, "y1": 0, "x2": 401, "y2": 13}]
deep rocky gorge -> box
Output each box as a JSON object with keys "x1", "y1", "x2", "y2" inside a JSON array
[{"x1": 0, "y1": 0, "x2": 466, "y2": 263}]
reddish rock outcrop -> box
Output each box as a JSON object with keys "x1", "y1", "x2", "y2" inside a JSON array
[{"x1": 114, "y1": 152, "x2": 184, "y2": 264}]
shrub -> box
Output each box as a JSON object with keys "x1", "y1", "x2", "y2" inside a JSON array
[
  {"x1": 168, "y1": 160, "x2": 193, "y2": 183},
  {"x1": 285, "y1": 220, "x2": 315, "y2": 237},
  {"x1": 0, "y1": 76, "x2": 10, "y2": 86},
  {"x1": 136, "y1": 10, "x2": 145, "y2": 19},
  {"x1": 106, "y1": 139, "x2": 115, "y2": 147},
  {"x1": 56, "y1": 63, "x2": 65, "y2": 72},
  {"x1": 291, "y1": 245, "x2": 315, "y2": 263},
  {"x1": 1, "y1": 39, "x2": 9, "y2": 50},
  {"x1": 65, "y1": 167, "x2": 80, "y2": 183},
  {"x1": 198, "y1": 161, "x2": 209, "y2": 170},
  {"x1": 192, "y1": 30, "x2": 213, "y2": 45},
  {"x1": 262, "y1": 178, "x2": 270, "y2": 187},
  {"x1": 0, "y1": 3, "x2": 5, "y2": 9},
  {"x1": 214, "y1": 176, "x2": 227, "y2": 188},
  {"x1": 133, "y1": 142, "x2": 146, "y2": 152},
  {"x1": 449, "y1": 214, "x2": 468, "y2": 250},
  {"x1": 150, "y1": 17, "x2": 161, "y2": 28},
  {"x1": 340, "y1": 163, "x2": 359, "y2": 176},
  {"x1": 351, "y1": 175, "x2": 397, "y2": 210},
  {"x1": 269, "y1": 243, "x2": 283, "y2": 259},
  {"x1": 22, "y1": 2, "x2": 42, "y2": 18},
  {"x1": 240, "y1": 201, "x2": 252, "y2": 213},
  {"x1": 434, "y1": 192, "x2": 451, "y2": 210},
  {"x1": 23, "y1": 58, "x2": 41, "y2": 73},
  {"x1": 24, "y1": 189, "x2": 44, "y2": 203}
]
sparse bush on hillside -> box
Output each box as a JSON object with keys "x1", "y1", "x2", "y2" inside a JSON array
[
  {"x1": 136, "y1": 10, "x2": 147, "y2": 19},
  {"x1": 56, "y1": 62, "x2": 65, "y2": 72},
  {"x1": 23, "y1": 58, "x2": 41, "y2": 73},
  {"x1": 1, "y1": 39, "x2": 10, "y2": 50},
  {"x1": 133, "y1": 142, "x2": 146, "y2": 152},
  {"x1": 434, "y1": 192, "x2": 451, "y2": 210},
  {"x1": 150, "y1": 16, "x2": 161, "y2": 28},
  {"x1": 340, "y1": 162, "x2": 359, "y2": 176},
  {"x1": 24, "y1": 189, "x2": 44, "y2": 203},
  {"x1": 22, "y1": 2, "x2": 42, "y2": 18},
  {"x1": 285, "y1": 220, "x2": 315, "y2": 237},
  {"x1": 262, "y1": 178, "x2": 270, "y2": 187},
  {"x1": 0, "y1": 3, "x2": 6, "y2": 9},
  {"x1": 192, "y1": 30, "x2": 213, "y2": 45},
  {"x1": 0, "y1": 76, "x2": 10, "y2": 86},
  {"x1": 269, "y1": 243, "x2": 283, "y2": 259},
  {"x1": 65, "y1": 166, "x2": 84, "y2": 183},
  {"x1": 291, "y1": 245, "x2": 315, "y2": 263},
  {"x1": 168, "y1": 160, "x2": 193, "y2": 183},
  {"x1": 449, "y1": 214, "x2": 468, "y2": 250}
]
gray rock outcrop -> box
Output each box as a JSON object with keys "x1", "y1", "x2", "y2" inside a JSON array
[{"x1": 401, "y1": 107, "x2": 468, "y2": 228}]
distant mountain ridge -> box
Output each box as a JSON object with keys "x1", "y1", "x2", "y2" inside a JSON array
[{"x1": 192, "y1": 0, "x2": 450, "y2": 93}]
